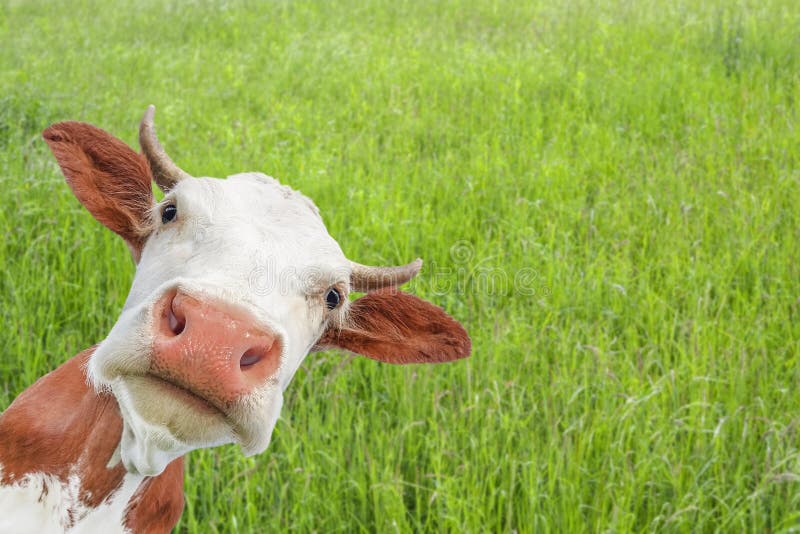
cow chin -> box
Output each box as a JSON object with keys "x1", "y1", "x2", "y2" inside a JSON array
[{"x1": 110, "y1": 375, "x2": 284, "y2": 476}]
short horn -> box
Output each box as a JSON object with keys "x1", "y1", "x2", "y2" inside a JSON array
[
  {"x1": 350, "y1": 258, "x2": 423, "y2": 292},
  {"x1": 139, "y1": 105, "x2": 191, "y2": 191}
]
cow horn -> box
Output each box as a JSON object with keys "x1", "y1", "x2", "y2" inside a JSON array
[
  {"x1": 350, "y1": 258, "x2": 423, "y2": 292},
  {"x1": 139, "y1": 105, "x2": 191, "y2": 192}
]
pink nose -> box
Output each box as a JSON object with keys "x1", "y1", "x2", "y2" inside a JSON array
[{"x1": 150, "y1": 290, "x2": 281, "y2": 408}]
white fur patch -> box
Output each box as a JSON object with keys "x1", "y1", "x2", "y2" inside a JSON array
[
  {"x1": 0, "y1": 464, "x2": 143, "y2": 533},
  {"x1": 87, "y1": 174, "x2": 349, "y2": 475}
]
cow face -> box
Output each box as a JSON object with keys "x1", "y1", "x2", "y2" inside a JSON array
[{"x1": 42, "y1": 107, "x2": 470, "y2": 476}]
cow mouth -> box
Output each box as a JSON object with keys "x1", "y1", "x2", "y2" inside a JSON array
[{"x1": 141, "y1": 373, "x2": 228, "y2": 419}]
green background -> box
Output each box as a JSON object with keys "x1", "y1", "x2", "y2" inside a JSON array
[{"x1": 2, "y1": 0, "x2": 799, "y2": 531}]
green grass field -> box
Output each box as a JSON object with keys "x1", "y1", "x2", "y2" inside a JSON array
[{"x1": 2, "y1": 0, "x2": 800, "y2": 531}]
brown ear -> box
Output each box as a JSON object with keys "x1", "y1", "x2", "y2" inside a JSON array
[
  {"x1": 317, "y1": 289, "x2": 471, "y2": 364},
  {"x1": 43, "y1": 121, "x2": 154, "y2": 261}
]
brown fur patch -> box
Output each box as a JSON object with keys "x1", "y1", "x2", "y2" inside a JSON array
[
  {"x1": 42, "y1": 122, "x2": 154, "y2": 261},
  {"x1": 124, "y1": 458, "x2": 185, "y2": 533},
  {"x1": 0, "y1": 349, "x2": 125, "y2": 501},
  {"x1": 317, "y1": 289, "x2": 471, "y2": 363},
  {"x1": 0, "y1": 349, "x2": 184, "y2": 531}
]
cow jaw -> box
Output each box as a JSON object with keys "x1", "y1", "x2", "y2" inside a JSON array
[{"x1": 111, "y1": 374, "x2": 284, "y2": 476}]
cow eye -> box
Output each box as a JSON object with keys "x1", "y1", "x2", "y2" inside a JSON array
[
  {"x1": 162, "y1": 204, "x2": 178, "y2": 224},
  {"x1": 325, "y1": 288, "x2": 341, "y2": 310}
]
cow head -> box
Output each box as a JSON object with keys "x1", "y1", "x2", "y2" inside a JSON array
[{"x1": 42, "y1": 106, "x2": 470, "y2": 476}]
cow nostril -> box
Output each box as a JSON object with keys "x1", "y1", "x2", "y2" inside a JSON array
[
  {"x1": 167, "y1": 302, "x2": 186, "y2": 336},
  {"x1": 240, "y1": 350, "x2": 263, "y2": 369}
]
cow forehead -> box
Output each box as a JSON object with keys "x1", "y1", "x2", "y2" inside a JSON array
[
  {"x1": 128, "y1": 173, "x2": 349, "y2": 310},
  {"x1": 169, "y1": 173, "x2": 347, "y2": 265},
  {"x1": 223, "y1": 172, "x2": 322, "y2": 221},
  {"x1": 177, "y1": 172, "x2": 322, "y2": 227}
]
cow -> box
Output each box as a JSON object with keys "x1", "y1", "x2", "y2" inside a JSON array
[{"x1": 0, "y1": 106, "x2": 471, "y2": 533}]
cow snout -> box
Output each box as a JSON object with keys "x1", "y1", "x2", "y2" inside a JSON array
[{"x1": 150, "y1": 289, "x2": 282, "y2": 408}]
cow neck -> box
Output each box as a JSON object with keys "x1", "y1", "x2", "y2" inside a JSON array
[{"x1": 0, "y1": 347, "x2": 185, "y2": 531}]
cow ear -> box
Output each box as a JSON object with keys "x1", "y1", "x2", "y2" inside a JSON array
[
  {"x1": 43, "y1": 121, "x2": 155, "y2": 262},
  {"x1": 316, "y1": 289, "x2": 471, "y2": 364}
]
